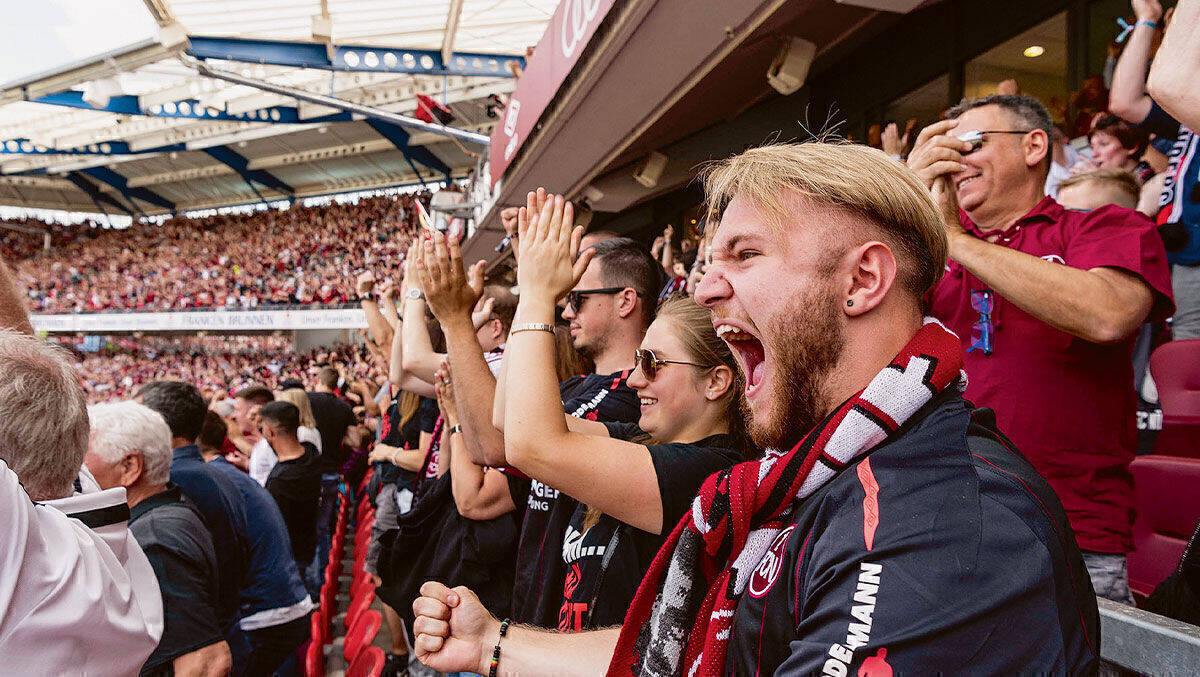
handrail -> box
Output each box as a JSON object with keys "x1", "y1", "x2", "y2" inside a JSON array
[{"x1": 1098, "y1": 597, "x2": 1200, "y2": 673}]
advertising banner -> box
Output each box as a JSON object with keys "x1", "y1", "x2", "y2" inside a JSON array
[
  {"x1": 30, "y1": 308, "x2": 369, "y2": 333},
  {"x1": 488, "y1": 0, "x2": 619, "y2": 188}
]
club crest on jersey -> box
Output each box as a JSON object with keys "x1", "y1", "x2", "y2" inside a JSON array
[{"x1": 748, "y1": 525, "x2": 794, "y2": 598}]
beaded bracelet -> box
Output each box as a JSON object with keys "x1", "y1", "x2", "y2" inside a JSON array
[{"x1": 489, "y1": 618, "x2": 511, "y2": 677}]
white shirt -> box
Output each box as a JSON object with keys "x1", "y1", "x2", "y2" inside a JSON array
[
  {"x1": 248, "y1": 426, "x2": 322, "y2": 486},
  {"x1": 0, "y1": 460, "x2": 164, "y2": 676}
]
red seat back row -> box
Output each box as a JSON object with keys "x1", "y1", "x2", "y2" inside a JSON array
[{"x1": 1128, "y1": 455, "x2": 1200, "y2": 599}]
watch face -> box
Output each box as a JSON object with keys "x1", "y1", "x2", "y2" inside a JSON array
[{"x1": 407, "y1": 288, "x2": 422, "y2": 299}]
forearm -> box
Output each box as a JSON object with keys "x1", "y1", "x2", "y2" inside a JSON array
[
  {"x1": 361, "y1": 298, "x2": 392, "y2": 349},
  {"x1": 1148, "y1": 0, "x2": 1200, "y2": 131},
  {"x1": 492, "y1": 355, "x2": 510, "y2": 431},
  {"x1": 950, "y1": 235, "x2": 1150, "y2": 343},
  {"x1": 443, "y1": 313, "x2": 507, "y2": 466},
  {"x1": 401, "y1": 298, "x2": 442, "y2": 382},
  {"x1": 0, "y1": 259, "x2": 33, "y2": 334},
  {"x1": 1110, "y1": 23, "x2": 1157, "y2": 122},
  {"x1": 380, "y1": 296, "x2": 401, "y2": 330},
  {"x1": 388, "y1": 328, "x2": 435, "y2": 396},
  {"x1": 172, "y1": 640, "x2": 232, "y2": 677},
  {"x1": 449, "y1": 434, "x2": 514, "y2": 520},
  {"x1": 484, "y1": 624, "x2": 620, "y2": 676},
  {"x1": 503, "y1": 298, "x2": 572, "y2": 465}
]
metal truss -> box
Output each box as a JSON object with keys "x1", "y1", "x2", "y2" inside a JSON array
[
  {"x1": 186, "y1": 36, "x2": 524, "y2": 79},
  {"x1": 203, "y1": 144, "x2": 294, "y2": 205},
  {"x1": 80, "y1": 166, "x2": 175, "y2": 213},
  {"x1": 0, "y1": 137, "x2": 186, "y2": 156}
]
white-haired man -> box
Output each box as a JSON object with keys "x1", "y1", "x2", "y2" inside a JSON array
[
  {"x1": 86, "y1": 401, "x2": 231, "y2": 677},
  {"x1": 0, "y1": 323, "x2": 163, "y2": 674}
]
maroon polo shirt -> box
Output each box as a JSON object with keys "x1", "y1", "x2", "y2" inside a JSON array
[{"x1": 928, "y1": 197, "x2": 1173, "y2": 553}]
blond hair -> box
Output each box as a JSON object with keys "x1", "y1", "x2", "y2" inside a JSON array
[
  {"x1": 702, "y1": 142, "x2": 948, "y2": 297},
  {"x1": 277, "y1": 388, "x2": 317, "y2": 429},
  {"x1": 1057, "y1": 168, "x2": 1140, "y2": 210}
]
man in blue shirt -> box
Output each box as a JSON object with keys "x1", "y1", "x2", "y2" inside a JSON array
[{"x1": 142, "y1": 382, "x2": 313, "y2": 676}]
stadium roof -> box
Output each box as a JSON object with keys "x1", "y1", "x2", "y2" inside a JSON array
[{"x1": 0, "y1": 0, "x2": 555, "y2": 216}]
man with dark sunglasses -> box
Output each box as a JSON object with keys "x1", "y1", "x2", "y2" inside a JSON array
[{"x1": 909, "y1": 93, "x2": 1174, "y2": 602}]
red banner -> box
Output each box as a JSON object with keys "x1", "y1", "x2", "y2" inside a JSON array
[{"x1": 488, "y1": 0, "x2": 619, "y2": 189}]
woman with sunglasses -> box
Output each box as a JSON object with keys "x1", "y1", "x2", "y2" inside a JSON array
[{"x1": 497, "y1": 192, "x2": 751, "y2": 631}]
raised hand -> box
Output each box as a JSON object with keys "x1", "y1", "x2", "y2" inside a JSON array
[
  {"x1": 416, "y1": 231, "x2": 484, "y2": 322},
  {"x1": 471, "y1": 295, "x2": 496, "y2": 330},
  {"x1": 356, "y1": 271, "x2": 376, "y2": 297},
  {"x1": 907, "y1": 119, "x2": 970, "y2": 240},
  {"x1": 412, "y1": 582, "x2": 496, "y2": 674},
  {"x1": 516, "y1": 190, "x2": 593, "y2": 305},
  {"x1": 881, "y1": 122, "x2": 904, "y2": 157},
  {"x1": 1133, "y1": 0, "x2": 1163, "y2": 22}
]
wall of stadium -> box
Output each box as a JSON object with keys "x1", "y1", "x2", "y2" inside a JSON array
[{"x1": 30, "y1": 308, "x2": 368, "y2": 333}]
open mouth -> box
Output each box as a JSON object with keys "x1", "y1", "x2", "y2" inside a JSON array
[{"x1": 715, "y1": 321, "x2": 766, "y2": 397}]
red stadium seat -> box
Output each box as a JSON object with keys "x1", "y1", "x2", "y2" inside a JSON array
[
  {"x1": 1128, "y1": 455, "x2": 1200, "y2": 601},
  {"x1": 346, "y1": 646, "x2": 386, "y2": 677},
  {"x1": 304, "y1": 638, "x2": 325, "y2": 677},
  {"x1": 309, "y1": 610, "x2": 326, "y2": 646},
  {"x1": 1150, "y1": 339, "x2": 1200, "y2": 457},
  {"x1": 343, "y1": 608, "x2": 382, "y2": 664},
  {"x1": 346, "y1": 586, "x2": 376, "y2": 629}
]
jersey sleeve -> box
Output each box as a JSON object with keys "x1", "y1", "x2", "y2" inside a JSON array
[
  {"x1": 1065, "y1": 205, "x2": 1175, "y2": 321},
  {"x1": 562, "y1": 375, "x2": 640, "y2": 423}
]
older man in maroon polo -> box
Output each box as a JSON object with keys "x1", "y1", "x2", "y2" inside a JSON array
[{"x1": 909, "y1": 94, "x2": 1174, "y2": 602}]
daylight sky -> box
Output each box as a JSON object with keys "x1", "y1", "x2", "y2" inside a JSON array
[{"x1": 0, "y1": 0, "x2": 156, "y2": 85}]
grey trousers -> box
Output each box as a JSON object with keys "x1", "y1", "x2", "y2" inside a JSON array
[
  {"x1": 1082, "y1": 550, "x2": 1134, "y2": 604},
  {"x1": 1171, "y1": 263, "x2": 1200, "y2": 340}
]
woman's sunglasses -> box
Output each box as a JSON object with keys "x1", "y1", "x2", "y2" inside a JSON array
[{"x1": 634, "y1": 348, "x2": 714, "y2": 380}]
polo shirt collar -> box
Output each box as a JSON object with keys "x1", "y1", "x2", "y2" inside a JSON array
[
  {"x1": 962, "y1": 196, "x2": 1061, "y2": 238},
  {"x1": 172, "y1": 444, "x2": 202, "y2": 462},
  {"x1": 129, "y1": 484, "x2": 182, "y2": 522}
]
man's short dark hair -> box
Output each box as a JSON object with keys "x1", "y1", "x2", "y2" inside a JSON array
[
  {"x1": 259, "y1": 401, "x2": 300, "y2": 436},
  {"x1": 946, "y1": 94, "x2": 1053, "y2": 140},
  {"x1": 199, "y1": 410, "x2": 227, "y2": 451},
  {"x1": 138, "y1": 381, "x2": 207, "y2": 443},
  {"x1": 234, "y1": 384, "x2": 274, "y2": 405},
  {"x1": 484, "y1": 284, "x2": 518, "y2": 334},
  {"x1": 317, "y1": 367, "x2": 339, "y2": 390},
  {"x1": 590, "y1": 237, "x2": 664, "y2": 327}
]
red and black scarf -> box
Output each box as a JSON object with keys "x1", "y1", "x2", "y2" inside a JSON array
[{"x1": 607, "y1": 319, "x2": 966, "y2": 677}]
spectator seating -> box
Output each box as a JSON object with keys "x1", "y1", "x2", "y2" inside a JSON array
[
  {"x1": 346, "y1": 646, "x2": 386, "y2": 677},
  {"x1": 1127, "y1": 455, "x2": 1200, "y2": 601},
  {"x1": 1150, "y1": 339, "x2": 1200, "y2": 457},
  {"x1": 343, "y1": 609, "x2": 382, "y2": 664}
]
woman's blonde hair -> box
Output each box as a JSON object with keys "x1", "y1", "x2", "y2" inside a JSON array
[
  {"x1": 702, "y1": 142, "x2": 948, "y2": 298},
  {"x1": 277, "y1": 388, "x2": 317, "y2": 429}
]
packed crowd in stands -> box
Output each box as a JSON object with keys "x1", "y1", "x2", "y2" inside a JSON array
[
  {"x1": 2, "y1": 1, "x2": 1200, "y2": 676},
  {"x1": 7, "y1": 192, "x2": 428, "y2": 313}
]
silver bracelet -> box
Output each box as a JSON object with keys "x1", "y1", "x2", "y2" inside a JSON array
[{"x1": 509, "y1": 322, "x2": 555, "y2": 335}]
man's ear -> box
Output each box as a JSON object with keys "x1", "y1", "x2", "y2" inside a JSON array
[
  {"x1": 119, "y1": 453, "x2": 144, "y2": 489},
  {"x1": 1024, "y1": 129, "x2": 1050, "y2": 169},
  {"x1": 614, "y1": 287, "x2": 639, "y2": 320},
  {"x1": 842, "y1": 241, "x2": 898, "y2": 317}
]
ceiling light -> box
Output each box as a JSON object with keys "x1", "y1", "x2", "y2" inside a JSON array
[{"x1": 1023, "y1": 45, "x2": 1045, "y2": 58}]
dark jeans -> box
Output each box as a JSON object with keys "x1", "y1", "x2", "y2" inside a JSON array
[
  {"x1": 306, "y1": 473, "x2": 341, "y2": 597},
  {"x1": 227, "y1": 613, "x2": 310, "y2": 677}
]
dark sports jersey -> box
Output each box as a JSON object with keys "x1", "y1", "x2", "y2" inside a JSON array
[
  {"x1": 507, "y1": 370, "x2": 640, "y2": 627},
  {"x1": 558, "y1": 424, "x2": 740, "y2": 631},
  {"x1": 725, "y1": 395, "x2": 1099, "y2": 675},
  {"x1": 377, "y1": 395, "x2": 437, "y2": 486},
  {"x1": 307, "y1": 391, "x2": 356, "y2": 475},
  {"x1": 265, "y1": 442, "x2": 322, "y2": 569},
  {"x1": 1140, "y1": 100, "x2": 1200, "y2": 266}
]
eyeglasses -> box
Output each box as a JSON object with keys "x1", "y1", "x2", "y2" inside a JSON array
[
  {"x1": 565, "y1": 287, "x2": 640, "y2": 312},
  {"x1": 968, "y1": 289, "x2": 994, "y2": 356},
  {"x1": 634, "y1": 348, "x2": 713, "y2": 380},
  {"x1": 958, "y1": 129, "x2": 1033, "y2": 155}
]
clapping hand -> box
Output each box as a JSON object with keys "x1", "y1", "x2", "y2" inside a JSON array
[
  {"x1": 515, "y1": 189, "x2": 593, "y2": 305},
  {"x1": 415, "y1": 230, "x2": 486, "y2": 323}
]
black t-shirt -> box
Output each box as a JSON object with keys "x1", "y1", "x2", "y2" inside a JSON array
[
  {"x1": 129, "y1": 486, "x2": 222, "y2": 675},
  {"x1": 557, "y1": 424, "x2": 740, "y2": 631},
  {"x1": 507, "y1": 370, "x2": 641, "y2": 627},
  {"x1": 265, "y1": 441, "x2": 322, "y2": 567},
  {"x1": 378, "y1": 395, "x2": 437, "y2": 485},
  {"x1": 307, "y1": 391, "x2": 357, "y2": 474},
  {"x1": 723, "y1": 397, "x2": 1099, "y2": 675}
]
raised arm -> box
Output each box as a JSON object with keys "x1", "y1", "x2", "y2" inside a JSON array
[
  {"x1": 1147, "y1": 0, "x2": 1200, "y2": 131},
  {"x1": 503, "y1": 192, "x2": 666, "y2": 533},
  {"x1": 418, "y1": 232, "x2": 509, "y2": 466},
  {"x1": 357, "y1": 272, "x2": 394, "y2": 349},
  {"x1": 1110, "y1": 0, "x2": 1162, "y2": 123},
  {"x1": 436, "y1": 366, "x2": 515, "y2": 520},
  {"x1": 0, "y1": 258, "x2": 33, "y2": 334}
]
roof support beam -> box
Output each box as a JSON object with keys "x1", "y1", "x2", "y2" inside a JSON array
[
  {"x1": 203, "y1": 145, "x2": 294, "y2": 202},
  {"x1": 65, "y1": 171, "x2": 134, "y2": 217},
  {"x1": 186, "y1": 36, "x2": 523, "y2": 78},
  {"x1": 442, "y1": 0, "x2": 466, "y2": 65},
  {"x1": 0, "y1": 136, "x2": 186, "y2": 157},
  {"x1": 366, "y1": 119, "x2": 452, "y2": 182},
  {"x1": 30, "y1": 90, "x2": 352, "y2": 125},
  {"x1": 187, "y1": 56, "x2": 490, "y2": 147},
  {"x1": 80, "y1": 166, "x2": 175, "y2": 213}
]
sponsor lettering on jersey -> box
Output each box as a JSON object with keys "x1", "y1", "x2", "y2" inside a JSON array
[
  {"x1": 558, "y1": 563, "x2": 588, "y2": 631},
  {"x1": 570, "y1": 388, "x2": 612, "y2": 418},
  {"x1": 562, "y1": 524, "x2": 606, "y2": 564},
  {"x1": 822, "y1": 562, "x2": 883, "y2": 677},
  {"x1": 748, "y1": 525, "x2": 795, "y2": 598},
  {"x1": 527, "y1": 479, "x2": 560, "y2": 512}
]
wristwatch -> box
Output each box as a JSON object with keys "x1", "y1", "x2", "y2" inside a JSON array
[{"x1": 406, "y1": 288, "x2": 424, "y2": 301}]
